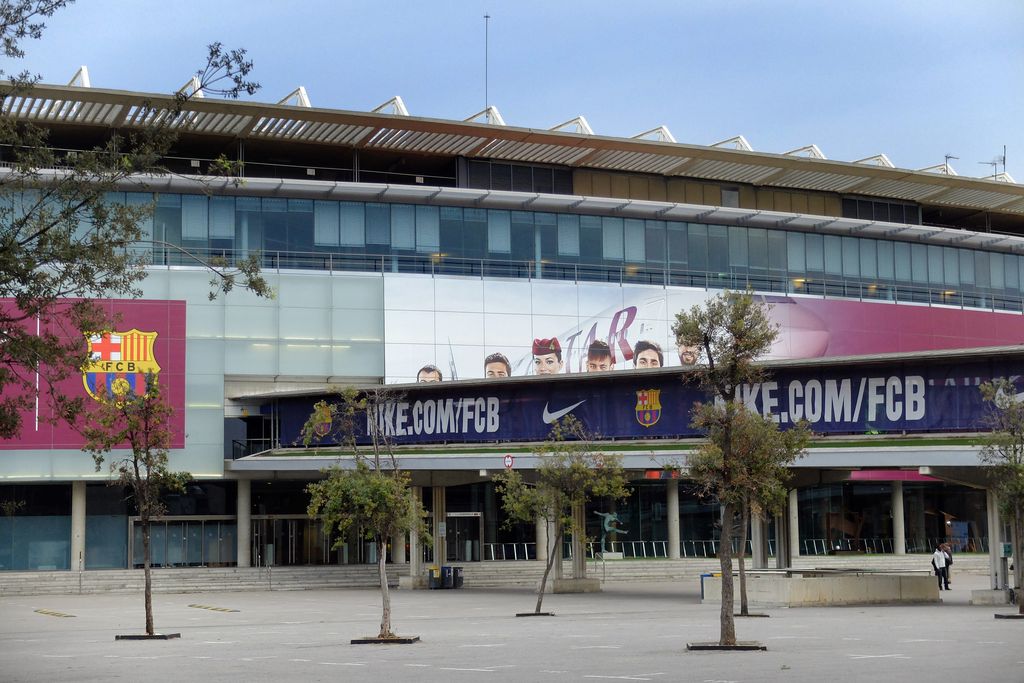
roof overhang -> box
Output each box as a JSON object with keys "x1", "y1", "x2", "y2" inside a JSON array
[{"x1": 3, "y1": 82, "x2": 1022, "y2": 216}]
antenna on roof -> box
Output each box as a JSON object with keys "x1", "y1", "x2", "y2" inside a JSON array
[
  {"x1": 944, "y1": 154, "x2": 958, "y2": 175},
  {"x1": 484, "y1": 12, "x2": 490, "y2": 112}
]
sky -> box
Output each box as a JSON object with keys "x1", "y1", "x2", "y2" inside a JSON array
[{"x1": 11, "y1": 0, "x2": 1024, "y2": 181}]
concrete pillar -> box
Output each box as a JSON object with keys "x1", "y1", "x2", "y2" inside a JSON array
[
  {"x1": 751, "y1": 517, "x2": 768, "y2": 569},
  {"x1": 535, "y1": 515, "x2": 548, "y2": 563},
  {"x1": 432, "y1": 486, "x2": 446, "y2": 567},
  {"x1": 774, "y1": 512, "x2": 789, "y2": 569},
  {"x1": 409, "y1": 486, "x2": 422, "y2": 580},
  {"x1": 891, "y1": 481, "x2": 906, "y2": 555},
  {"x1": 571, "y1": 500, "x2": 586, "y2": 578},
  {"x1": 788, "y1": 488, "x2": 801, "y2": 562},
  {"x1": 987, "y1": 488, "x2": 1002, "y2": 589},
  {"x1": 236, "y1": 479, "x2": 251, "y2": 567},
  {"x1": 71, "y1": 481, "x2": 86, "y2": 572},
  {"x1": 666, "y1": 479, "x2": 680, "y2": 560},
  {"x1": 392, "y1": 530, "x2": 406, "y2": 564}
]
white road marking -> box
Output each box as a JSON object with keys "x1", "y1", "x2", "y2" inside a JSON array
[
  {"x1": 41, "y1": 655, "x2": 74, "y2": 658},
  {"x1": 899, "y1": 639, "x2": 951, "y2": 643},
  {"x1": 977, "y1": 641, "x2": 1006, "y2": 645},
  {"x1": 848, "y1": 654, "x2": 910, "y2": 660},
  {"x1": 289, "y1": 659, "x2": 311, "y2": 662},
  {"x1": 319, "y1": 662, "x2": 366, "y2": 666},
  {"x1": 841, "y1": 638, "x2": 862, "y2": 641},
  {"x1": 405, "y1": 664, "x2": 431, "y2": 667},
  {"x1": 441, "y1": 667, "x2": 497, "y2": 672}
]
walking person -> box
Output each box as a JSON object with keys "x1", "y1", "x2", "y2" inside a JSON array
[
  {"x1": 931, "y1": 544, "x2": 948, "y2": 591},
  {"x1": 941, "y1": 543, "x2": 953, "y2": 589}
]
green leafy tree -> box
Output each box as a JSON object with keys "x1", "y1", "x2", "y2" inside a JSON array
[
  {"x1": 690, "y1": 404, "x2": 810, "y2": 616},
  {"x1": 83, "y1": 374, "x2": 189, "y2": 636},
  {"x1": 304, "y1": 387, "x2": 429, "y2": 640},
  {"x1": 493, "y1": 416, "x2": 629, "y2": 614},
  {"x1": 979, "y1": 378, "x2": 1024, "y2": 614},
  {"x1": 0, "y1": 1, "x2": 268, "y2": 440},
  {"x1": 672, "y1": 289, "x2": 777, "y2": 646}
]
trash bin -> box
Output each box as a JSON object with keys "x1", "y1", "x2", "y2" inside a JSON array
[
  {"x1": 453, "y1": 566, "x2": 464, "y2": 589},
  {"x1": 441, "y1": 565, "x2": 454, "y2": 589},
  {"x1": 428, "y1": 566, "x2": 442, "y2": 589}
]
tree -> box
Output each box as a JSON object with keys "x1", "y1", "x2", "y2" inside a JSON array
[
  {"x1": 83, "y1": 374, "x2": 188, "y2": 636},
  {"x1": 672, "y1": 289, "x2": 778, "y2": 646},
  {"x1": 979, "y1": 378, "x2": 1024, "y2": 614},
  {"x1": 0, "y1": 1, "x2": 268, "y2": 441},
  {"x1": 690, "y1": 403, "x2": 810, "y2": 616},
  {"x1": 492, "y1": 416, "x2": 629, "y2": 614},
  {"x1": 304, "y1": 387, "x2": 428, "y2": 640}
]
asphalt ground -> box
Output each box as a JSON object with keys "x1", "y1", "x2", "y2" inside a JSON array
[{"x1": 0, "y1": 574, "x2": 1019, "y2": 683}]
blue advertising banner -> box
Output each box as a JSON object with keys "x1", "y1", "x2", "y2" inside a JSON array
[{"x1": 279, "y1": 357, "x2": 1024, "y2": 447}]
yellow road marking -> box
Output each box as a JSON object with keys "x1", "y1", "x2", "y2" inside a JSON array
[
  {"x1": 187, "y1": 604, "x2": 240, "y2": 613},
  {"x1": 33, "y1": 609, "x2": 75, "y2": 618}
]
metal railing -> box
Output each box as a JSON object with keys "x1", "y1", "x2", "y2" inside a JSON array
[
  {"x1": 483, "y1": 542, "x2": 536, "y2": 561},
  {"x1": 141, "y1": 244, "x2": 1024, "y2": 315},
  {"x1": 802, "y1": 537, "x2": 989, "y2": 555}
]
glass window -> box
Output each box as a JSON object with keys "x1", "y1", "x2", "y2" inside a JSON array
[
  {"x1": 990, "y1": 251, "x2": 1004, "y2": 290},
  {"x1": 181, "y1": 194, "x2": 208, "y2": 241},
  {"x1": 511, "y1": 165, "x2": 532, "y2": 192},
  {"x1": 960, "y1": 249, "x2": 975, "y2": 285},
  {"x1": 1005, "y1": 254, "x2": 1019, "y2": 292},
  {"x1": 927, "y1": 245, "x2": 944, "y2": 285},
  {"x1": 824, "y1": 235, "x2": 842, "y2": 275},
  {"x1": 943, "y1": 247, "x2": 960, "y2": 287},
  {"x1": 439, "y1": 206, "x2": 463, "y2": 256},
  {"x1": 537, "y1": 212, "x2": 557, "y2": 261},
  {"x1": 487, "y1": 210, "x2": 511, "y2": 253},
  {"x1": 557, "y1": 214, "x2": 580, "y2": 256},
  {"x1": 365, "y1": 203, "x2": 390, "y2": 245},
  {"x1": 787, "y1": 232, "x2": 806, "y2": 272},
  {"x1": 286, "y1": 199, "x2": 313, "y2": 252},
  {"x1": 491, "y1": 163, "x2": 511, "y2": 191},
  {"x1": 579, "y1": 215, "x2": 603, "y2": 263},
  {"x1": 708, "y1": 225, "x2": 728, "y2": 273},
  {"x1": 841, "y1": 236, "x2": 859, "y2": 277},
  {"x1": 209, "y1": 197, "x2": 234, "y2": 239},
  {"x1": 767, "y1": 230, "x2": 787, "y2": 272},
  {"x1": 687, "y1": 223, "x2": 707, "y2": 270},
  {"x1": 749, "y1": 228, "x2": 768, "y2": 271},
  {"x1": 624, "y1": 218, "x2": 645, "y2": 263},
  {"x1": 126, "y1": 192, "x2": 154, "y2": 242},
  {"x1": 975, "y1": 252, "x2": 991, "y2": 288},
  {"x1": 415, "y1": 205, "x2": 439, "y2": 252},
  {"x1": 392, "y1": 204, "x2": 416, "y2": 250},
  {"x1": 510, "y1": 211, "x2": 534, "y2": 262},
  {"x1": 806, "y1": 234, "x2": 824, "y2": 272},
  {"x1": 314, "y1": 200, "x2": 339, "y2": 246},
  {"x1": 894, "y1": 242, "x2": 911, "y2": 281},
  {"x1": 463, "y1": 208, "x2": 486, "y2": 259},
  {"x1": 602, "y1": 217, "x2": 624, "y2": 261},
  {"x1": 660, "y1": 222, "x2": 681, "y2": 265},
  {"x1": 340, "y1": 202, "x2": 365, "y2": 247},
  {"x1": 728, "y1": 226, "x2": 748, "y2": 268},
  {"x1": 533, "y1": 167, "x2": 553, "y2": 194},
  {"x1": 722, "y1": 188, "x2": 740, "y2": 208},
  {"x1": 877, "y1": 240, "x2": 894, "y2": 280},
  {"x1": 859, "y1": 240, "x2": 877, "y2": 278}
]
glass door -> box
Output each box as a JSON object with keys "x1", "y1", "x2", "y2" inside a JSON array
[{"x1": 446, "y1": 512, "x2": 482, "y2": 562}]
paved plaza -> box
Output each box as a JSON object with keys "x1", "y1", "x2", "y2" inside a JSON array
[{"x1": 0, "y1": 574, "x2": 1019, "y2": 682}]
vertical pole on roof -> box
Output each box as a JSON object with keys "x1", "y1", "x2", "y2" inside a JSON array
[{"x1": 484, "y1": 14, "x2": 490, "y2": 112}]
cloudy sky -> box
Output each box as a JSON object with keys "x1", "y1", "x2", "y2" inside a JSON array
[{"x1": 12, "y1": 0, "x2": 1024, "y2": 180}]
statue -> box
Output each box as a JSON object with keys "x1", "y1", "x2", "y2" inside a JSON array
[{"x1": 594, "y1": 511, "x2": 628, "y2": 554}]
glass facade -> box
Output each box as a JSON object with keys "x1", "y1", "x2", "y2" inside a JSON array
[
  {"x1": 0, "y1": 484, "x2": 71, "y2": 570},
  {"x1": 119, "y1": 191, "x2": 1024, "y2": 311}
]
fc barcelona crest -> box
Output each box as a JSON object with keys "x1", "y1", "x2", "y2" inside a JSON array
[
  {"x1": 635, "y1": 389, "x2": 662, "y2": 428},
  {"x1": 82, "y1": 329, "x2": 161, "y2": 401}
]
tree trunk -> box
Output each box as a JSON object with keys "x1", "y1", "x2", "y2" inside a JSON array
[
  {"x1": 718, "y1": 501, "x2": 736, "y2": 646},
  {"x1": 377, "y1": 535, "x2": 393, "y2": 638},
  {"x1": 142, "y1": 519, "x2": 154, "y2": 636},
  {"x1": 535, "y1": 526, "x2": 561, "y2": 614},
  {"x1": 738, "y1": 498, "x2": 750, "y2": 616}
]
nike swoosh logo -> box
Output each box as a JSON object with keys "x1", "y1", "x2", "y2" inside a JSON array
[{"x1": 542, "y1": 400, "x2": 586, "y2": 424}]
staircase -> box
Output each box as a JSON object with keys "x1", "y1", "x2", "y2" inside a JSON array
[{"x1": 0, "y1": 554, "x2": 991, "y2": 597}]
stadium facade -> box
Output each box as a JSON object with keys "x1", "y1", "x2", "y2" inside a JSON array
[{"x1": 1, "y1": 82, "x2": 1023, "y2": 585}]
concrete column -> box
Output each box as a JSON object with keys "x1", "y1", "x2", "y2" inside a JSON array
[
  {"x1": 236, "y1": 479, "x2": 251, "y2": 567},
  {"x1": 432, "y1": 486, "x2": 446, "y2": 567},
  {"x1": 666, "y1": 479, "x2": 680, "y2": 560},
  {"x1": 70, "y1": 481, "x2": 86, "y2": 572},
  {"x1": 571, "y1": 500, "x2": 586, "y2": 578},
  {"x1": 891, "y1": 481, "x2": 906, "y2": 555},
  {"x1": 788, "y1": 488, "x2": 801, "y2": 562},
  {"x1": 987, "y1": 488, "x2": 1002, "y2": 589},
  {"x1": 774, "y1": 512, "x2": 789, "y2": 569},
  {"x1": 392, "y1": 530, "x2": 406, "y2": 564},
  {"x1": 535, "y1": 515, "x2": 548, "y2": 563},
  {"x1": 409, "y1": 486, "x2": 422, "y2": 580},
  {"x1": 751, "y1": 517, "x2": 768, "y2": 569}
]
